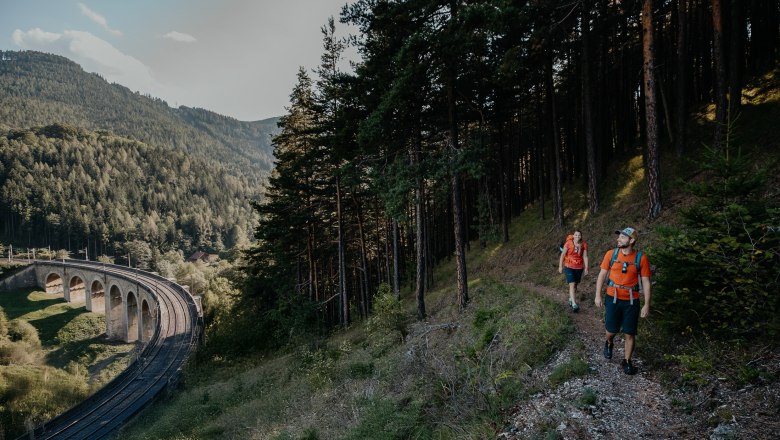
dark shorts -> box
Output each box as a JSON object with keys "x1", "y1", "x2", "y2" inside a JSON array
[
  {"x1": 604, "y1": 295, "x2": 640, "y2": 335},
  {"x1": 564, "y1": 267, "x2": 583, "y2": 284}
]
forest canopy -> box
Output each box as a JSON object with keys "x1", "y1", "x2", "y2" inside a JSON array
[{"x1": 0, "y1": 124, "x2": 255, "y2": 257}]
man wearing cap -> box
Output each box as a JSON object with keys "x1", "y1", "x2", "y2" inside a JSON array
[{"x1": 595, "y1": 227, "x2": 652, "y2": 375}]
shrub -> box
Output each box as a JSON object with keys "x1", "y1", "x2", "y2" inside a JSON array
[
  {"x1": 0, "y1": 340, "x2": 42, "y2": 365},
  {"x1": 55, "y1": 314, "x2": 104, "y2": 344},
  {"x1": 579, "y1": 387, "x2": 598, "y2": 407},
  {"x1": 548, "y1": 357, "x2": 590, "y2": 387},
  {"x1": 348, "y1": 361, "x2": 374, "y2": 379},
  {"x1": 654, "y1": 146, "x2": 780, "y2": 339},
  {"x1": 8, "y1": 320, "x2": 41, "y2": 347},
  {"x1": 342, "y1": 398, "x2": 430, "y2": 440},
  {"x1": 0, "y1": 307, "x2": 8, "y2": 338},
  {"x1": 365, "y1": 284, "x2": 408, "y2": 343}
]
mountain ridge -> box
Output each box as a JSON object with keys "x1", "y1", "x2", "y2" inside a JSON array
[{"x1": 0, "y1": 50, "x2": 279, "y2": 182}]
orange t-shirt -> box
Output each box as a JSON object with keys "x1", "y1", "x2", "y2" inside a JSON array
[
  {"x1": 563, "y1": 240, "x2": 587, "y2": 269},
  {"x1": 600, "y1": 249, "x2": 651, "y2": 300}
]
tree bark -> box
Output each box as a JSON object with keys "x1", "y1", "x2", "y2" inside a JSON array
[
  {"x1": 675, "y1": 0, "x2": 689, "y2": 157},
  {"x1": 643, "y1": 0, "x2": 663, "y2": 220},
  {"x1": 728, "y1": 0, "x2": 743, "y2": 118},
  {"x1": 392, "y1": 218, "x2": 400, "y2": 300},
  {"x1": 353, "y1": 193, "x2": 371, "y2": 316},
  {"x1": 336, "y1": 174, "x2": 350, "y2": 327},
  {"x1": 546, "y1": 55, "x2": 564, "y2": 228},
  {"x1": 581, "y1": 5, "x2": 600, "y2": 215},
  {"x1": 711, "y1": 0, "x2": 728, "y2": 150},
  {"x1": 412, "y1": 136, "x2": 426, "y2": 319}
]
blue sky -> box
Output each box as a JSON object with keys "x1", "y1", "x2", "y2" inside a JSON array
[{"x1": 0, "y1": 0, "x2": 357, "y2": 121}]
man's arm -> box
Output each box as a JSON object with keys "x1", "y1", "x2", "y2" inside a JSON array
[
  {"x1": 640, "y1": 275, "x2": 651, "y2": 318},
  {"x1": 595, "y1": 268, "x2": 608, "y2": 308}
]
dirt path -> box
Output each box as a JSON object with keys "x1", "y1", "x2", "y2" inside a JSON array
[{"x1": 498, "y1": 282, "x2": 697, "y2": 440}]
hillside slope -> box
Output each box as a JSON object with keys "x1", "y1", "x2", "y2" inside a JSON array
[
  {"x1": 0, "y1": 50, "x2": 279, "y2": 182},
  {"x1": 0, "y1": 124, "x2": 257, "y2": 253},
  {"x1": 112, "y1": 72, "x2": 780, "y2": 440}
]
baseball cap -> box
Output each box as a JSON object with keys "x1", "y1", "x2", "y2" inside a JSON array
[{"x1": 615, "y1": 227, "x2": 638, "y2": 241}]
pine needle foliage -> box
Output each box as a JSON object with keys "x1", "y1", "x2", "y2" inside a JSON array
[{"x1": 654, "y1": 144, "x2": 780, "y2": 339}]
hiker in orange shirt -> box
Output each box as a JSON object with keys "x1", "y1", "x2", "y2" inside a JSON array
[
  {"x1": 558, "y1": 230, "x2": 588, "y2": 312},
  {"x1": 595, "y1": 227, "x2": 652, "y2": 375}
]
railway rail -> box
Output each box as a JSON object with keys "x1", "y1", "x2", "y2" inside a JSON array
[{"x1": 16, "y1": 260, "x2": 202, "y2": 440}]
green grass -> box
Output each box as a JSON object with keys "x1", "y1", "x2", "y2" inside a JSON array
[
  {"x1": 0, "y1": 287, "x2": 135, "y2": 437},
  {"x1": 117, "y1": 277, "x2": 570, "y2": 440},
  {"x1": 548, "y1": 357, "x2": 590, "y2": 388},
  {"x1": 87, "y1": 69, "x2": 780, "y2": 440},
  {"x1": 0, "y1": 288, "x2": 81, "y2": 345}
]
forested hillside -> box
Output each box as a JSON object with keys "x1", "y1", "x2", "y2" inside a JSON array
[
  {"x1": 0, "y1": 124, "x2": 255, "y2": 257},
  {"x1": 233, "y1": 1, "x2": 779, "y2": 345},
  {"x1": 122, "y1": 0, "x2": 779, "y2": 431},
  {"x1": 0, "y1": 50, "x2": 281, "y2": 256},
  {"x1": 0, "y1": 50, "x2": 278, "y2": 180}
]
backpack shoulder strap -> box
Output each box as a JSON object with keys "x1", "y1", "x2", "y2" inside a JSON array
[
  {"x1": 609, "y1": 247, "x2": 619, "y2": 267},
  {"x1": 635, "y1": 250, "x2": 644, "y2": 293},
  {"x1": 606, "y1": 248, "x2": 619, "y2": 286}
]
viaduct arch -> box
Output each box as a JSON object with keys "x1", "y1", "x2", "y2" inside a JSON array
[{"x1": 34, "y1": 262, "x2": 160, "y2": 342}]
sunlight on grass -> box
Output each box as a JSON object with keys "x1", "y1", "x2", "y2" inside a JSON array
[
  {"x1": 614, "y1": 155, "x2": 646, "y2": 203},
  {"x1": 486, "y1": 242, "x2": 504, "y2": 259},
  {"x1": 0, "y1": 287, "x2": 134, "y2": 437}
]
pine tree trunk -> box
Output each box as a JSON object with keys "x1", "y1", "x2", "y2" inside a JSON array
[
  {"x1": 448, "y1": 77, "x2": 469, "y2": 308},
  {"x1": 728, "y1": 0, "x2": 743, "y2": 118},
  {"x1": 392, "y1": 218, "x2": 400, "y2": 300},
  {"x1": 411, "y1": 138, "x2": 426, "y2": 319},
  {"x1": 643, "y1": 0, "x2": 663, "y2": 220},
  {"x1": 336, "y1": 175, "x2": 350, "y2": 327},
  {"x1": 711, "y1": 0, "x2": 728, "y2": 150},
  {"x1": 546, "y1": 56, "x2": 564, "y2": 228},
  {"x1": 581, "y1": 6, "x2": 600, "y2": 215},
  {"x1": 675, "y1": 0, "x2": 689, "y2": 157},
  {"x1": 353, "y1": 194, "x2": 371, "y2": 314},
  {"x1": 307, "y1": 221, "x2": 316, "y2": 301}
]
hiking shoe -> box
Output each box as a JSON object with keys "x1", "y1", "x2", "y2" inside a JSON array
[
  {"x1": 622, "y1": 359, "x2": 637, "y2": 375},
  {"x1": 603, "y1": 340, "x2": 613, "y2": 359},
  {"x1": 569, "y1": 299, "x2": 579, "y2": 312}
]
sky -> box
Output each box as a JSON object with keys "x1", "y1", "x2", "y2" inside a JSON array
[{"x1": 0, "y1": 0, "x2": 358, "y2": 121}]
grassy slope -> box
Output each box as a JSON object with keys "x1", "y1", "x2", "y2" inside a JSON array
[
  {"x1": 0, "y1": 287, "x2": 135, "y2": 437},
  {"x1": 117, "y1": 72, "x2": 780, "y2": 440}
]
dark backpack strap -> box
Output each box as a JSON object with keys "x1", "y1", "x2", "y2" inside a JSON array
[
  {"x1": 635, "y1": 251, "x2": 644, "y2": 296},
  {"x1": 606, "y1": 248, "x2": 619, "y2": 303},
  {"x1": 606, "y1": 247, "x2": 619, "y2": 286}
]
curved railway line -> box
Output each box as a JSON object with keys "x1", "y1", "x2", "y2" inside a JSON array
[{"x1": 18, "y1": 260, "x2": 202, "y2": 440}]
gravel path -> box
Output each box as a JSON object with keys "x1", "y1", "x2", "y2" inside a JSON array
[{"x1": 498, "y1": 282, "x2": 702, "y2": 440}]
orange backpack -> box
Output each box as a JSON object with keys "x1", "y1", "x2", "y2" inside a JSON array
[
  {"x1": 562, "y1": 235, "x2": 585, "y2": 266},
  {"x1": 558, "y1": 234, "x2": 574, "y2": 253}
]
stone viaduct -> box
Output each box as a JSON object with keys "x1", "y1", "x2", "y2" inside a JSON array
[
  {"x1": 3, "y1": 259, "x2": 202, "y2": 439},
  {"x1": 3, "y1": 261, "x2": 162, "y2": 343}
]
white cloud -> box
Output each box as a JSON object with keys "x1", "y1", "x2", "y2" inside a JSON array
[
  {"x1": 12, "y1": 28, "x2": 60, "y2": 46},
  {"x1": 12, "y1": 28, "x2": 162, "y2": 99},
  {"x1": 162, "y1": 31, "x2": 197, "y2": 43},
  {"x1": 78, "y1": 3, "x2": 122, "y2": 37}
]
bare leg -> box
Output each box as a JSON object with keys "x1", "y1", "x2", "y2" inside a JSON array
[
  {"x1": 568, "y1": 283, "x2": 577, "y2": 305},
  {"x1": 624, "y1": 334, "x2": 635, "y2": 360}
]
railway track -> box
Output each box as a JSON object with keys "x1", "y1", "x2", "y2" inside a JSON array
[{"x1": 18, "y1": 260, "x2": 201, "y2": 440}]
